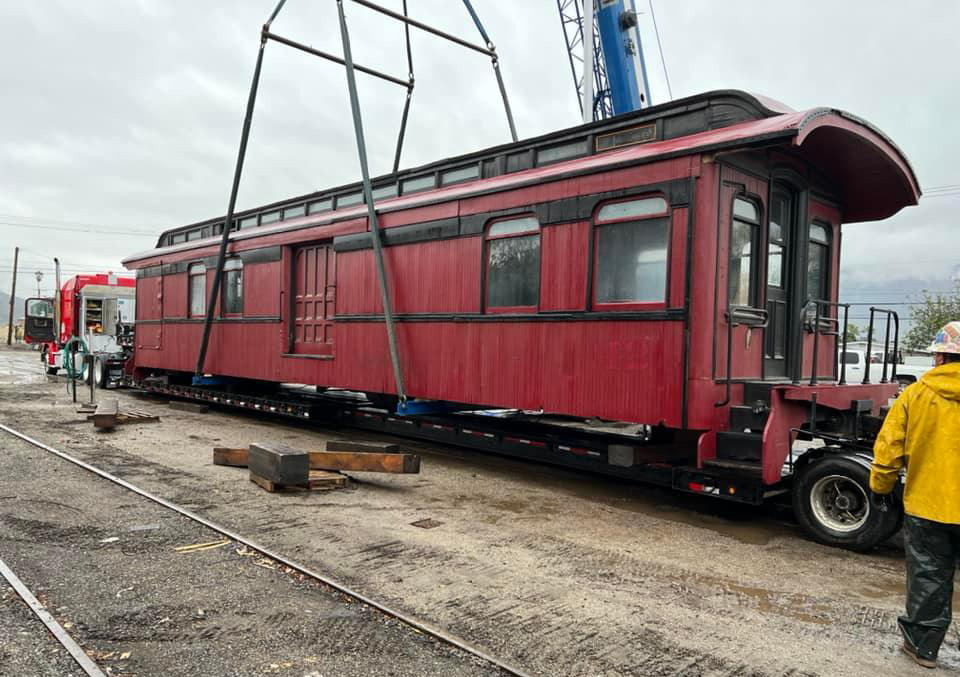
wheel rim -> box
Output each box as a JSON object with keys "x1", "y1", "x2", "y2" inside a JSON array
[
  {"x1": 94, "y1": 360, "x2": 103, "y2": 386},
  {"x1": 810, "y1": 474, "x2": 870, "y2": 533}
]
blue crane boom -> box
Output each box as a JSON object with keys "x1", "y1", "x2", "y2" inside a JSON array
[{"x1": 557, "y1": 0, "x2": 653, "y2": 121}]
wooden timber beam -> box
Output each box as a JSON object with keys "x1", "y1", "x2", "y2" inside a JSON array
[{"x1": 212, "y1": 446, "x2": 420, "y2": 474}]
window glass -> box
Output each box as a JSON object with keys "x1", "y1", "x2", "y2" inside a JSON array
[
  {"x1": 810, "y1": 223, "x2": 829, "y2": 244},
  {"x1": 372, "y1": 184, "x2": 398, "y2": 201},
  {"x1": 239, "y1": 216, "x2": 258, "y2": 229},
  {"x1": 441, "y1": 164, "x2": 480, "y2": 185},
  {"x1": 27, "y1": 299, "x2": 53, "y2": 317},
  {"x1": 284, "y1": 204, "x2": 306, "y2": 219},
  {"x1": 488, "y1": 216, "x2": 539, "y2": 237},
  {"x1": 806, "y1": 223, "x2": 831, "y2": 302},
  {"x1": 187, "y1": 230, "x2": 202, "y2": 241},
  {"x1": 338, "y1": 192, "x2": 363, "y2": 208},
  {"x1": 767, "y1": 244, "x2": 783, "y2": 287},
  {"x1": 595, "y1": 123, "x2": 656, "y2": 151},
  {"x1": 596, "y1": 197, "x2": 667, "y2": 222},
  {"x1": 308, "y1": 199, "x2": 332, "y2": 214},
  {"x1": 536, "y1": 140, "x2": 588, "y2": 165},
  {"x1": 401, "y1": 175, "x2": 435, "y2": 194},
  {"x1": 189, "y1": 263, "x2": 206, "y2": 317},
  {"x1": 486, "y1": 217, "x2": 541, "y2": 309},
  {"x1": 728, "y1": 198, "x2": 759, "y2": 307},
  {"x1": 733, "y1": 199, "x2": 758, "y2": 221},
  {"x1": 841, "y1": 351, "x2": 860, "y2": 365},
  {"x1": 223, "y1": 258, "x2": 243, "y2": 314},
  {"x1": 260, "y1": 210, "x2": 281, "y2": 225},
  {"x1": 172, "y1": 233, "x2": 187, "y2": 244},
  {"x1": 595, "y1": 219, "x2": 668, "y2": 303}
]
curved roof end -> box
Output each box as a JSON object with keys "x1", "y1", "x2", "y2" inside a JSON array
[{"x1": 793, "y1": 110, "x2": 921, "y2": 223}]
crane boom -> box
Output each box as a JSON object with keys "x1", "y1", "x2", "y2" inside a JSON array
[{"x1": 557, "y1": 0, "x2": 653, "y2": 120}]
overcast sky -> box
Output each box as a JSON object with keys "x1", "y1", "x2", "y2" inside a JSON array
[{"x1": 1, "y1": 0, "x2": 957, "y2": 325}]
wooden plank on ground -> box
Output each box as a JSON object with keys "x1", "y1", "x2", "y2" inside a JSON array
[
  {"x1": 308, "y1": 451, "x2": 420, "y2": 474},
  {"x1": 324, "y1": 440, "x2": 400, "y2": 454},
  {"x1": 169, "y1": 401, "x2": 209, "y2": 414},
  {"x1": 213, "y1": 448, "x2": 249, "y2": 467},
  {"x1": 307, "y1": 470, "x2": 349, "y2": 490},
  {"x1": 212, "y1": 446, "x2": 419, "y2": 474},
  {"x1": 248, "y1": 443, "x2": 309, "y2": 486},
  {"x1": 249, "y1": 470, "x2": 277, "y2": 493},
  {"x1": 92, "y1": 399, "x2": 119, "y2": 430}
]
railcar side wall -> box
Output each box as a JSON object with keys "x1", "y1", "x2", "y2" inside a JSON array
[{"x1": 132, "y1": 160, "x2": 700, "y2": 427}]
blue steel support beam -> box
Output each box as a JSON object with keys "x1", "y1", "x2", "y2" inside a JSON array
[{"x1": 595, "y1": 0, "x2": 651, "y2": 114}]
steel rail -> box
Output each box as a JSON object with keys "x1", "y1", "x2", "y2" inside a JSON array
[
  {"x1": 0, "y1": 557, "x2": 109, "y2": 677},
  {"x1": 264, "y1": 31, "x2": 409, "y2": 88},
  {"x1": 0, "y1": 423, "x2": 537, "y2": 677}
]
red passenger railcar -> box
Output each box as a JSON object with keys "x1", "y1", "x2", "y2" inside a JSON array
[{"x1": 123, "y1": 90, "x2": 920, "y2": 549}]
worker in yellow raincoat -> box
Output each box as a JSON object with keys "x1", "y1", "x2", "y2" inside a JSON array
[{"x1": 870, "y1": 321, "x2": 960, "y2": 669}]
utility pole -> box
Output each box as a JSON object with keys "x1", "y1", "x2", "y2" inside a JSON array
[{"x1": 6, "y1": 246, "x2": 19, "y2": 345}]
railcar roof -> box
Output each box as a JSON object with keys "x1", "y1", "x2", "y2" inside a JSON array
[{"x1": 125, "y1": 89, "x2": 920, "y2": 266}]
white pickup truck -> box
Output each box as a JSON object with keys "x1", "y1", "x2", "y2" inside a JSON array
[{"x1": 838, "y1": 349, "x2": 932, "y2": 386}]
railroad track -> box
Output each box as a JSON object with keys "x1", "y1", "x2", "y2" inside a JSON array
[{"x1": 0, "y1": 422, "x2": 537, "y2": 677}]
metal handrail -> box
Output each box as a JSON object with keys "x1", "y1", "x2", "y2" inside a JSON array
[
  {"x1": 804, "y1": 299, "x2": 850, "y2": 386},
  {"x1": 715, "y1": 305, "x2": 769, "y2": 407},
  {"x1": 863, "y1": 307, "x2": 900, "y2": 384}
]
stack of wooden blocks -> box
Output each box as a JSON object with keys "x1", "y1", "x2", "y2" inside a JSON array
[{"x1": 213, "y1": 441, "x2": 421, "y2": 493}]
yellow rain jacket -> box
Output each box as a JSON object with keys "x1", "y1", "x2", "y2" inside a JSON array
[{"x1": 870, "y1": 362, "x2": 960, "y2": 524}]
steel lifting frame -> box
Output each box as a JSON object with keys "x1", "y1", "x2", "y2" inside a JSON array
[{"x1": 194, "y1": 0, "x2": 519, "y2": 406}]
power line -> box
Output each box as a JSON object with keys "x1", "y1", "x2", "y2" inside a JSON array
[
  {"x1": 0, "y1": 221, "x2": 157, "y2": 237},
  {"x1": 646, "y1": 0, "x2": 672, "y2": 101}
]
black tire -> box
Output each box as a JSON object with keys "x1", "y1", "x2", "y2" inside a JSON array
[
  {"x1": 94, "y1": 358, "x2": 106, "y2": 389},
  {"x1": 792, "y1": 455, "x2": 902, "y2": 551}
]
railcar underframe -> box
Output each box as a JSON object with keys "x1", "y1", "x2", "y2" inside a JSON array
[{"x1": 123, "y1": 91, "x2": 920, "y2": 549}]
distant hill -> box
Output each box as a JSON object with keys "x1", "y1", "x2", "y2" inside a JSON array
[{"x1": 0, "y1": 291, "x2": 26, "y2": 324}]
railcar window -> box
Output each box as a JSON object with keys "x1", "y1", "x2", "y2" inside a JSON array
[
  {"x1": 767, "y1": 197, "x2": 789, "y2": 288},
  {"x1": 261, "y1": 211, "x2": 281, "y2": 225},
  {"x1": 594, "y1": 198, "x2": 669, "y2": 304},
  {"x1": 308, "y1": 198, "x2": 332, "y2": 214},
  {"x1": 239, "y1": 216, "x2": 258, "y2": 229},
  {"x1": 171, "y1": 233, "x2": 187, "y2": 245},
  {"x1": 485, "y1": 216, "x2": 540, "y2": 309},
  {"x1": 536, "y1": 140, "x2": 588, "y2": 165},
  {"x1": 806, "y1": 222, "x2": 831, "y2": 303},
  {"x1": 223, "y1": 258, "x2": 243, "y2": 314},
  {"x1": 187, "y1": 230, "x2": 202, "y2": 241},
  {"x1": 596, "y1": 197, "x2": 667, "y2": 221},
  {"x1": 728, "y1": 198, "x2": 760, "y2": 306},
  {"x1": 401, "y1": 175, "x2": 435, "y2": 194},
  {"x1": 441, "y1": 164, "x2": 480, "y2": 186},
  {"x1": 338, "y1": 192, "x2": 363, "y2": 208},
  {"x1": 188, "y1": 263, "x2": 206, "y2": 317},
  {"x1": 372, "y1": 184, "x2": 398, "y2": 201},
  {"x1": 284, "y1": 204, "x2": 306, "y2": 219}
]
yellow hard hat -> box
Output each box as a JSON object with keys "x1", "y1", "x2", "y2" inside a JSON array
[{"x1": 929, "y1": 321, "x2": 960, "y2": 354}]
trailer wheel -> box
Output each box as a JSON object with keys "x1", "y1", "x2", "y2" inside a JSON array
[
  {"x1": 792, "y1": 455, "x2": 901, "y2": 551},
  {"x1": 93, "y1": 358, "x2": 105, "y2": 388}
]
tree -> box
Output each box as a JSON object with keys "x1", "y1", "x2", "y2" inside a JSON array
[
  {"x1": 904, "y1": 281, "x2": 960, "y2": 350},
  {"x1": 844, "y1": 324, "x2": 860, "y2": 343}
]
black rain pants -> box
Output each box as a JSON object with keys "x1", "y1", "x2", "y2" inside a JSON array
[{"x1": 900, "y1": 514, "x2": 960, "y2": 661}]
